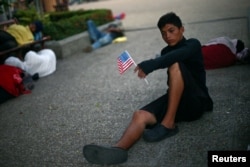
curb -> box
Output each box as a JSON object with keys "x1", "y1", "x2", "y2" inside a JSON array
[{"x1": 45, "y1": 20, "x2": 122, "y2": 59}]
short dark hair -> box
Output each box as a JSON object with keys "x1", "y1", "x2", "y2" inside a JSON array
[
  {"x1": 236, "y1": 40, "x2": 245, "y2": 53},
  {"x1": 157, "y1": 12, "x2": 183, "y2": 30}
]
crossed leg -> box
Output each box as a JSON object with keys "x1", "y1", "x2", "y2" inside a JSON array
[{"x1": 115, "y1": 110, "x2": 157, "y2": 149}]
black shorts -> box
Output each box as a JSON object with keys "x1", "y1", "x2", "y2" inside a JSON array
[{"x1": 140, "y1": 63, "x2": 208, "y2": 123}]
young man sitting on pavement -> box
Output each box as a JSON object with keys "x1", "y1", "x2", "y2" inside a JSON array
[
  {"x1": 83, "y1": 19, "x2": 125, "y2": 53},
  {"x1": 83, "y1": 12, "x2": 213, "y2": 165}
]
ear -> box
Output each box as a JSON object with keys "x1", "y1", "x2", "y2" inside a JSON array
[{"x1": 180, "y1": 26, "x2": 184, "y2": 33}]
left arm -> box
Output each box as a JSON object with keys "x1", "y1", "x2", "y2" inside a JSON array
[{"x1": 138, "y1": 39, "x2": 201, "y2": 75}]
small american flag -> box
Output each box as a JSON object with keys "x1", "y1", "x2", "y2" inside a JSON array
[{"x1": 117, "y1": 51, "x2": 134, "y2": 74}]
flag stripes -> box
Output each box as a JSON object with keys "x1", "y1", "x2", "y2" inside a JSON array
[{"x1": 117, "y1": 51, "x2": 134, "y2": 74}]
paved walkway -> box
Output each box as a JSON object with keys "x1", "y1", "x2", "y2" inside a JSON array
[{"x1": 1, "y1": 0, "x2": 250, "y2": 166}]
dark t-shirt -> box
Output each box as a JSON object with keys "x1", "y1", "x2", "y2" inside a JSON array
[
  {"x1": 110, "y1": 31, "x2": 124, "y2": 39},
  {"x1": 138, "y1": 37, "x2": 208, "y2": 94},
  {"x1": 106, "y1": 24, "x2": 124, "y2": 39}
]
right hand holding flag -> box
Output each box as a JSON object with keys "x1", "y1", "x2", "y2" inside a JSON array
[{"x1": 134, "y1": 66, "x2": 147, "y2": 79}]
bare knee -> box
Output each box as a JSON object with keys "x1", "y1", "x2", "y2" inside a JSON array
[
  {"x1": 132, "y1": 110, "x2": 157, "y2": 125},
  {"x1": 168, "y1": 62, "x2": 184, "y2": 88},
  {"x1": 168, "y1": 63, "x2": 181, "y2": 75}
]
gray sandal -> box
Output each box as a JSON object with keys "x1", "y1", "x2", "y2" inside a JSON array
[{"x1": 83, "y1": 144, "x2": 128, "y2": 165}]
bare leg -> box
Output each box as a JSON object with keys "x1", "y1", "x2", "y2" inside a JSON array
[
  {"x1": 83, "y1": 63, "x2": 184, "y2": 165},
  {"x1": 161, "y1": 63, "x2": 184, "y2": 129},
  {"x1": 114, "y1": 110, "x2": 157, "y2": 150}
]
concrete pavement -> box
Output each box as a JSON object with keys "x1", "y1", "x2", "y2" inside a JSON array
[{"x1": 1, "y1": 0, "x2": 250, "y2": 166}]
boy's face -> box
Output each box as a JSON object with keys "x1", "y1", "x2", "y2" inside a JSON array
[{"x1": 160, "y1": 24, "x2": 184, "y2": 46}]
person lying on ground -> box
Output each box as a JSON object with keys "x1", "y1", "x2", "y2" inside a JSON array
[
  {"x1": 5, "y1": 49, "x2": 56, "y2": 78},
  {"x1": 83, "y1": 12, "x2": 213, "y2": 165},
  {"x1": 83, "y1": 19, "x2": 126, "y2": 53},
  {"x1": 0, "y1": 64, "x2": 38, "y2": 105},
  {"x1": 202, "y1": 36, "x2": 249, "y2": 69},
  {"x1": 4, "y1": 20, "x2": 45, "y2": 45}
]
